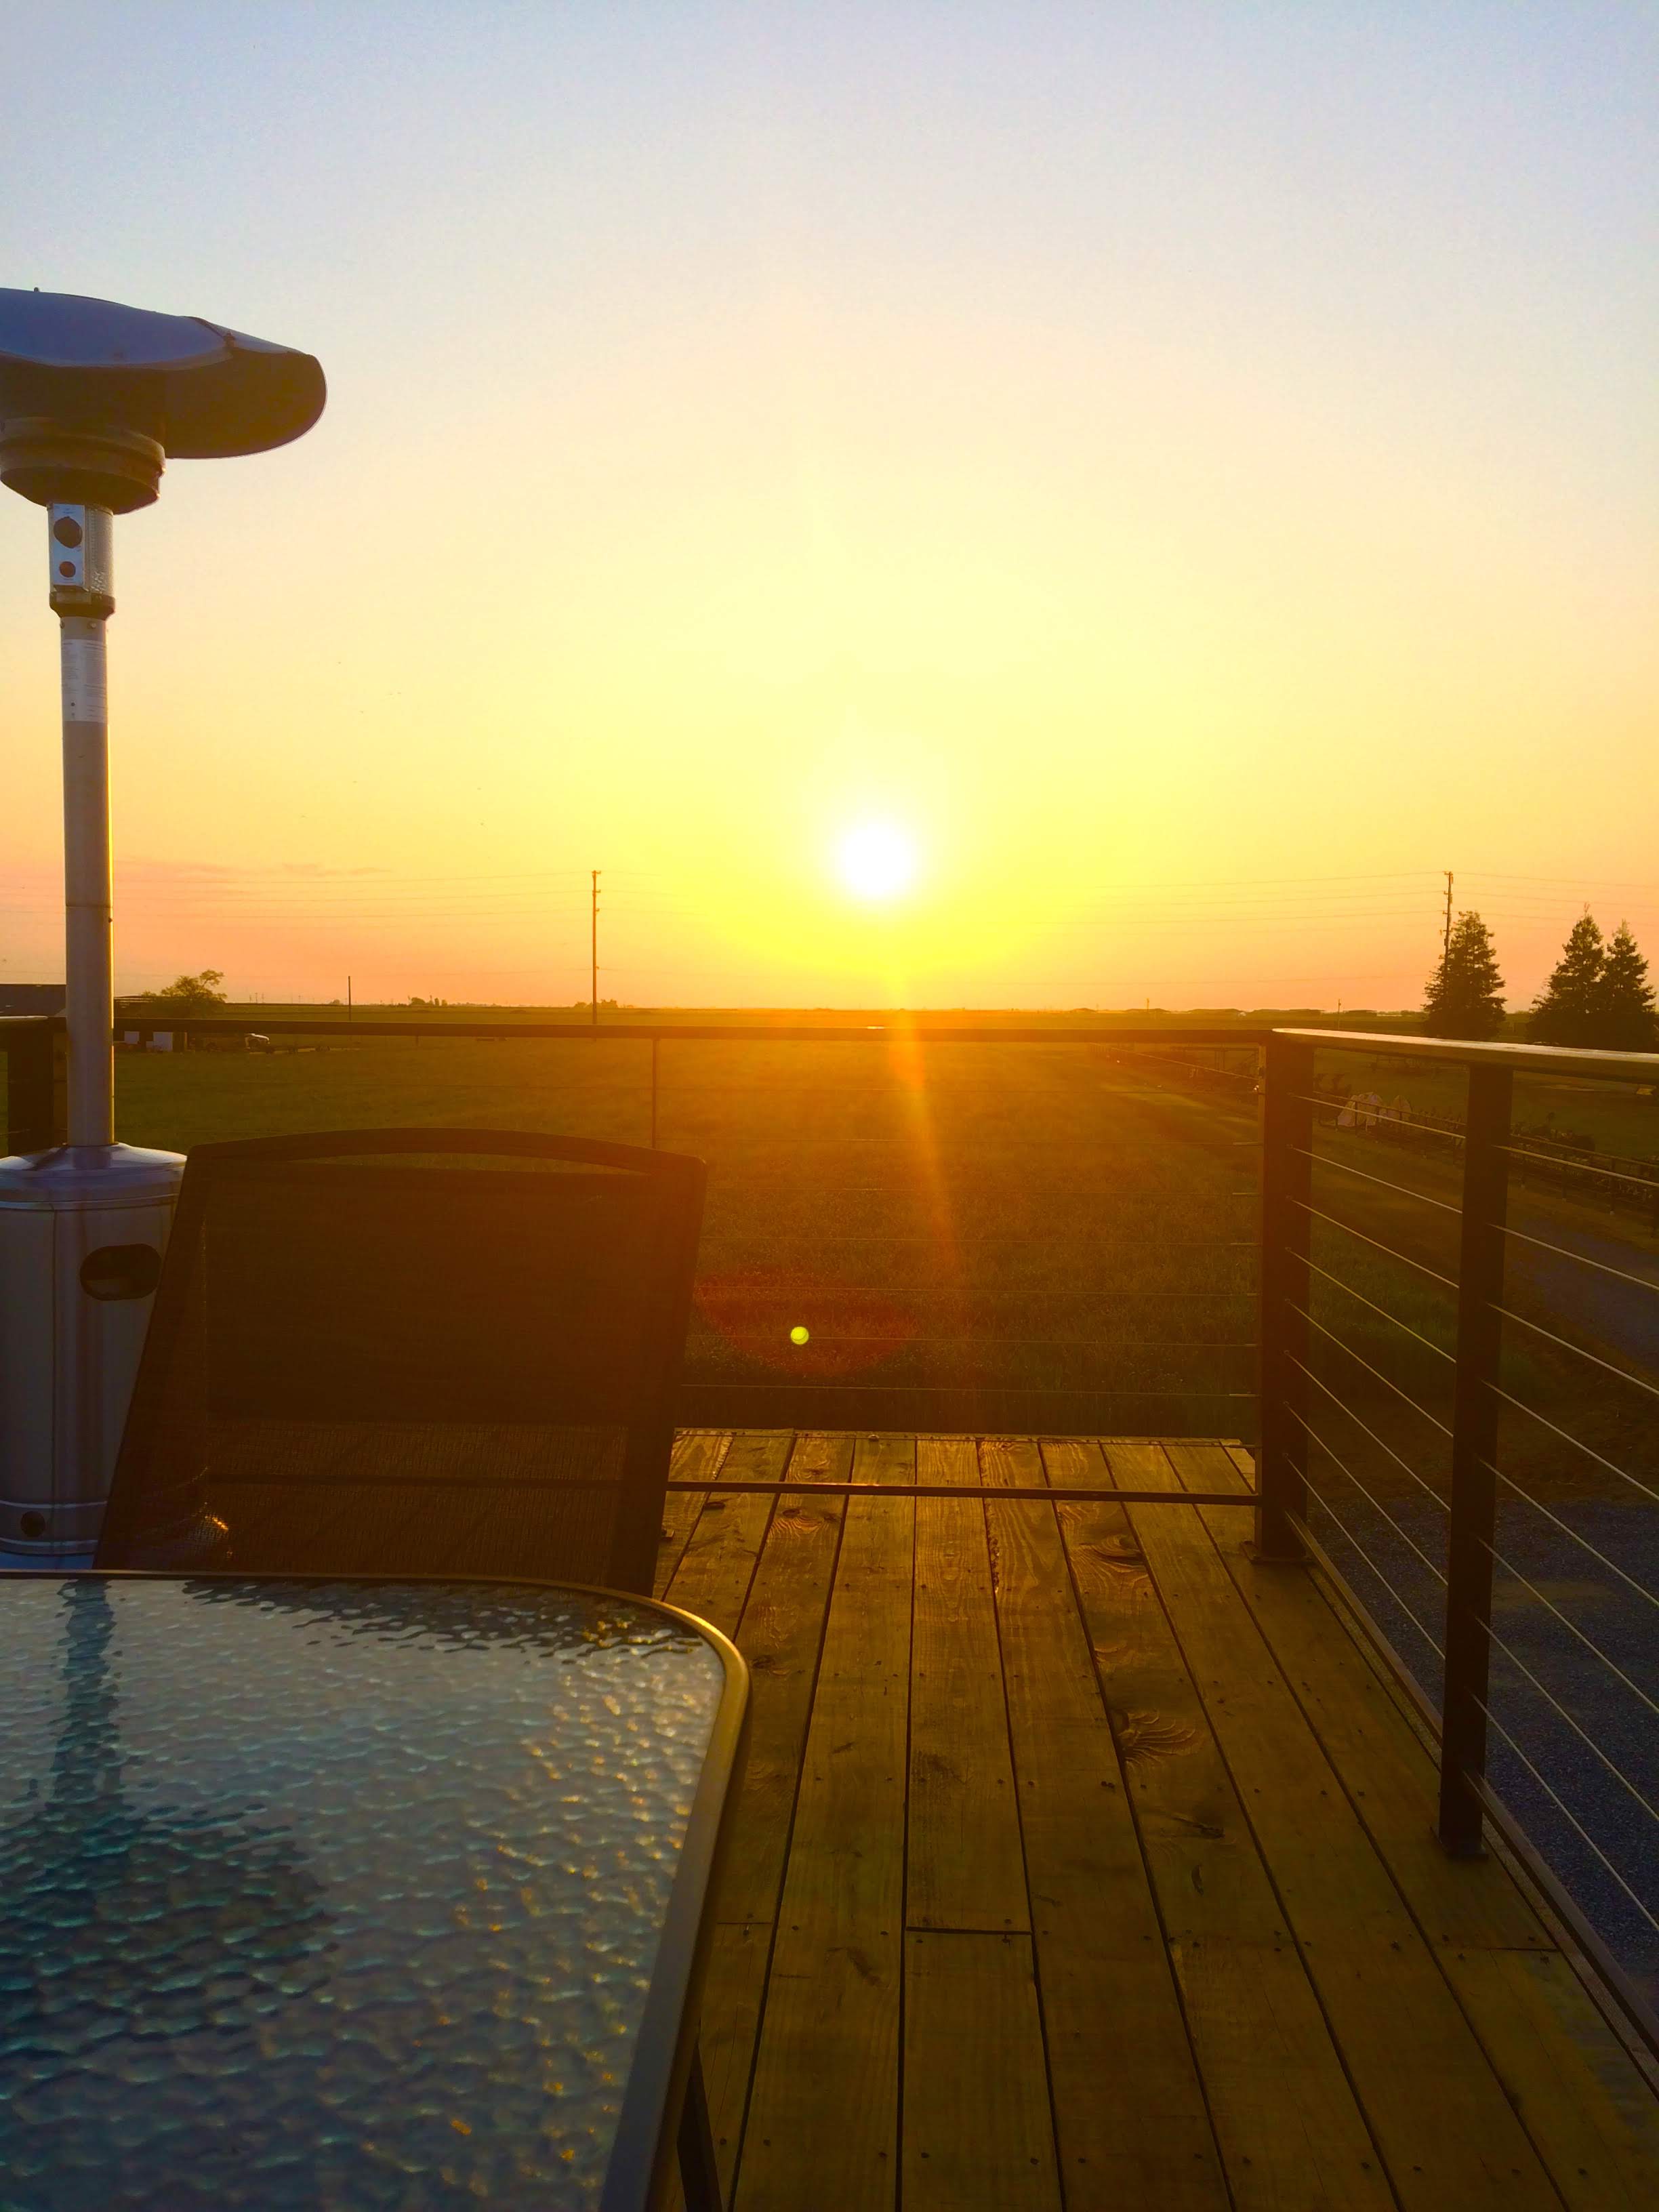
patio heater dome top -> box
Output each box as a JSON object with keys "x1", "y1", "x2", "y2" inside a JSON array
[{"x1": 0, "y1": 287, "x2": 325, "y2": 511}]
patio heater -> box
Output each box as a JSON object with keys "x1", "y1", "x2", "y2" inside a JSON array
[{"x1": 0, "y1": 289, "x2": 324, "y2": 1561}]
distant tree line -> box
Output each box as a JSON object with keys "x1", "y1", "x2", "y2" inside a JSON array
[
  {"x1": 1422, "y1": 910, "x2": 1656, "y2": 1048},
  {"x1": 1530, "y1": 913, "x2": 1656, "y2": 1050}
]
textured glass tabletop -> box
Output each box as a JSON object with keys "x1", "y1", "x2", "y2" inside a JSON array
[{"x1": 0, "y1": 1576, "x2": 734, "y2": 2211}]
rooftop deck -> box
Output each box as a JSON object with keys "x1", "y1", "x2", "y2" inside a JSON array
[{"x1": 653, "y1": 1431, "x2": 1659, "y2": 2212}]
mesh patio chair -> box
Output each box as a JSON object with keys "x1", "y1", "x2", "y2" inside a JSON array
[
  {"x1": 97, "y1": 1127, "x2": 705, "y2": 1588},
  {"x1": 96, "y1": 1126, "x2": 729, "y2": 2209}
]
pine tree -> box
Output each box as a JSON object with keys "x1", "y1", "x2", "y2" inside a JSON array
[
  {"x1": 1531, "y1": 912, "x2": 1604, "y2": 1046},
  {"x1": 1593, "y1": 921, "x2": 1657, "y2": 1051},
  {"x1": 1422, "y1": 912, "x2": 1506, "y2": 1040}
]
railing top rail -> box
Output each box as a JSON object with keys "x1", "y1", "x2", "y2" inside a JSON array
[
  {"x1": 1274, "y1": 1026, "x2": 1659, "y2": 1085},
  {"x1": 103, "y1": 1017, "x2": 1276, "y2": 1046},
  {"x1": 0, "y1": 1014, "x2": 61, "y2": 1029}
]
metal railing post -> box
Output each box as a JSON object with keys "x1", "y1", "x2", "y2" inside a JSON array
[
  {"x1": 1437, "y1": 1063, "x2": 1513, "y2": 1857},
  {"x1": 1254, "y1": 1033, "x2": 1315, "y2": 1560},
  {"x1": 651, "y1": 1035, "x2": 660, "y2": 1150},
  {"x1": 3, "y1": 1017, "x2": 68, "y2": 1153}
]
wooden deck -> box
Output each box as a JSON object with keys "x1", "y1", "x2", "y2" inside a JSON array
[{"x1": 653, "y1": 1432, "x2": 1659, "y2": 2212}]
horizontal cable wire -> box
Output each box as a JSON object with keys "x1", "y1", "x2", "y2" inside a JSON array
[
  {"x1": 1499, "y1": 1147, "x2": 1659, "y2": 1196},
  {"x1": 693, "y1": 1332, "x2": 1256, "y2": 1351},
  {"x1": 1285, "y1": 1090, "x2": 1470, "y2": 1148},
  {"x1": 747, "y1": 1229, "x2": 1253, "y2": 1245},
  {"x1": 721, "y1": 1185, "x2": 1261, "y2": 1204},
  {"x1": 1292, "y1": 1201, "x2": 1459, "y2": 1291},
  {"x1": 680, "y1": 1380, "x2": 1253, "y2": 1397},
  {"x1": 1481, "y1": 1535, "x2": 1659, "y2": 1723},
  {"x1": 1475, "y1": 1615, "x2": 1659, "y2": 1832},
  {"x1": 1498, "y1": 1222, "x2": 1659, "y2": 1297},
  {"x1": 1493, "y1": 1303, "x2": 1659, "y2": 1403},
  {"x1": 1288, "y1": 1402, "x2": 1448, "y2": 1586},
  {"x1": 708, "y1": 1233, "x2": 1258, "y2": 1250},
  {"x1": 1115, "y1": 1053, "x2": 1259, "y2": 1080},
  {"x1": 1287, "y1": 1353, "x2": 1452, "y2": 1513},
  {"x1": 1291, "y1": 1144, "x2": 1463, "y2": 1216},
  {"x1": 693, "y1": 1286, "x2": 1254, "y2": 1305},
  {"x1": 696, "y1": 1281, "x2": 1253, "y2": 1296},
  {"x1": 1492, "y1": 1465, "x2": 1659, "y2": 1616},
  {"x1": 1382, "y1": 1121, "x2": 1468, "y2": 1149},
  {"x1": 1302, "y1": 1252, "x2": 1456, "y2": 1364},
  {"x1": 1490, "y1": 1387, "x2": 1659, "y2": 1509},
  {"x1": 1304, "y1": 1488, "x2": 1447, "y2": 1658},
  {"x1": 1471, "y1": 1695, "x2": 1659, "y2": 1938},
  {"x1": 1289, "y1": 1303, "x2": 1454, "y2": 1438},
  {"x1": 665, "y1": 1480, "x2": 1254, "y2": 1505}
]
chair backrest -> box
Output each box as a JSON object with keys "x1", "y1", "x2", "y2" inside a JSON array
[{"x1": 96, "y1": 1129, "x2": 706, "y2": 1595}]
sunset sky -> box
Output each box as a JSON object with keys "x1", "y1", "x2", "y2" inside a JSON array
[{"x1": 2, "y1": 3, "x2": 1654, "y2": 1009}]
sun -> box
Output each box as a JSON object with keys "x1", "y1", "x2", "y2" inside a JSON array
[{"x1": 835, "y1": 820, "x2": 918, "y2": 901}]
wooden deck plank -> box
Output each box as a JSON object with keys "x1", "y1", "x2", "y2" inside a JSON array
[
  {"x1": 979, "y1": 1436, "x2": 1229, "y2": 2211},
  {"x1": 661, "y1": 1923, "x2": 770, "y2": 2212},
  {"x1": 902, "y1": 1933, "x2": 1062, "y2": 2211},
  {"x1": 1440, "y1": 1948, "x2": 1659, "y2": 2212},
  {"x1": 676, "y1": 1437, "x2": 851, "y2": 2212},
  {"x1": 654, "y1": 1429, "x2": 730, "y2": 1598},
  {"x1": 1124, "y1": 1442, "x2": 1560, "y2": 2211},
  {"x1": 1169, "y1": 1439, "x2": 1551, "y2": 1954},
  {"x1": 664, "y1": 1430, "x2": 1659, "y2": 2212},
  {"x1": 734, "y1": 1434, "x2": 915, "y2": 2212},
  {"x1": 659, "y1": 1434, "x2": 855, "y2": 2211},
  {"x1": 717, "y1": 1430, "x2": 853, "y2": 1923},
  {"x1": 908, "y1": 1436, "x2": 1027, "y2": 1932},
  {"x1": 659, "y1": 1431, "x2": 793, "y2": 2208},
  {"x1": 1174, "y1": 1439, "x2": 1659, "y2": 2212},
  {"x1": 1048, "y1": 1436, "x2": 1393, "y2": 2211},
  {"x1": 661, "y1": 1430, "x2": 790, "y2": 1635}
]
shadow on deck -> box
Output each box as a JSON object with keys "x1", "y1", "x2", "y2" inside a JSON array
[{"x1": 654, "y1": 1432, "x2": 1659, "y2": 2212}]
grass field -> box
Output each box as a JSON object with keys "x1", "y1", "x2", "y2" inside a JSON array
[
  {"x1": 110, "y1": 1031, "x2": 1258, "y2": 1437},
  {"x1": 94, "y1": 1020, "x2": 1659, "y2": 1495}
]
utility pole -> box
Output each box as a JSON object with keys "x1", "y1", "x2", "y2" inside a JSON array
[
  {"x1": 591, "y1": 870, "x2": 600, "y2": 1029},
  {"x1": 1443, "y1": 872, "x2": 1454, "y2": 964},
  {"x1": 346, "y1": 974, "x2": 352, "y2": 1025}
]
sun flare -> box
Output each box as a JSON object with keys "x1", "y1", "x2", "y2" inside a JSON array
[{"x1": 835, "y1": 821, "x2": 918, "y2": 902}]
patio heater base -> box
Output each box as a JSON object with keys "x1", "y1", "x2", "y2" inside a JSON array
[{"x1": 0, "y1": 1143, "x2": 183, "y2": 1563}]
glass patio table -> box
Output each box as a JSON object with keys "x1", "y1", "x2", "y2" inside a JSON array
[{"x1": 0, "y1": 1573, "x2": 747, "y2": 2211}]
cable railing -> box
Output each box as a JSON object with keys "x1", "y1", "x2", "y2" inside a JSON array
[
  {"x1": 1258, "y1": 1025, "x2": 1659, "y2": 2045},
  {"x1": 1303, "y1": 1065, "x2": 1659, "y2": 1225}
]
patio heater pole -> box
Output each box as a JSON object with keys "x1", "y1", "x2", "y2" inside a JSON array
[
  {"x1": 51, "y1": 502, "x2": 116, "y2": 1145},
  {"x1": 0, "y1": 289, "x2": 325, "y2": 1563}
]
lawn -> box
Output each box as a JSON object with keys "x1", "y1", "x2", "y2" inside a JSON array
[
  {"x1": 111, "y1": 1031, "x2": 1258, "y2": 1438},
  {"x1": 100, "y1": 1021, "x2": 1659, "y2": 1496}
]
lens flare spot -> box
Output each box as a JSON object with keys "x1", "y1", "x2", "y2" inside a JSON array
[{"x1": 789, "y1": 1324, "x2": 811, "y2": 1346}]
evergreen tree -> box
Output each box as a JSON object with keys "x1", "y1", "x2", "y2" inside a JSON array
[
  {"x1": 1593, "y1": 922, "x2": 1657, "y2": 1051},
  {"x1": 1530, "y1": 912, "x2": 1604, "y2": 1046},
  {"x1": 1423, "y1": 912, "x2": 1506, "y2": 1040}
]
